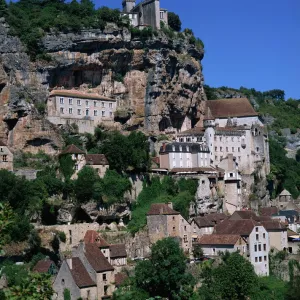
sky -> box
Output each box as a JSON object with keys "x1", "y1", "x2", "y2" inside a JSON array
[{"x1": 92, "y1": 0, "x2": 300, "y2": 99}]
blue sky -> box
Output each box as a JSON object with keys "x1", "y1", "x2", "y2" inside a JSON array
[{"x1": 93, "y1": 0, "x2": 300, "y2": 99}]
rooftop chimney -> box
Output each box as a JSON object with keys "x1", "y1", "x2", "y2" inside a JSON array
[
  {"x1": 67, "y1": 258, "x2": 72, "y2": 270},
  {"x1": 167, "y1": 202, "x2": 173, "y2": 209}
]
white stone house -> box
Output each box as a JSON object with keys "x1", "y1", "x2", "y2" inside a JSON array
[{"x1": 47, "y1": 90, "x2": 117, "y2": 133}]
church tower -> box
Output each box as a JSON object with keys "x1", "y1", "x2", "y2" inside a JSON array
[
  {"x1": 122, "y1": 0, "x2": 136, "y2": 13},
  {"x1": 203, "y1": 106, "x2": 215, "y2": 162}
]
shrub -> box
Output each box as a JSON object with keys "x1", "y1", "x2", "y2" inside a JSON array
[
  {"x1": 58, "y1": 231, "x2": 66, "y2": 243},
  {"x1": 167, "y1": 12, "x2": 182, "y2": 32}
]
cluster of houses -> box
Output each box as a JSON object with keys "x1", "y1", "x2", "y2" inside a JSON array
[
  {"x1": 146, "y1": 201, "x2": 292, "y2": 276},
  {"x1": 33, "y1": 230, "x2": 128, "y2": 300}
]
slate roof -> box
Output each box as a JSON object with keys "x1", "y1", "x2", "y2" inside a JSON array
[
  {"x1": 260, "y1": 220, "x2": 286, "y2": 231},
  {"x1": 84, "y1": 244, "x2": 114, "y2": 272},
  {"x1": 206, "y1": 98, "x2": 258, "y2": 118},
  {"x1": 215, "y1": 219, "x2": 259, "y2": 236},
  {"x1": 33, "y1": 259, "x2": 54, "y2": 273},
  {"x1": 198, "y1": 234, "x2": 242, "y2": 245},
  {"x1": 84, "y1": 230, "x2": 110, "y2": 248},
  {"x1": 279, "y1": 189, "x2": 292, "y2": 196},
  {"x1": 115, "y1": 273, "x2": 128, "y2": 287},
  {"x1": 61, "y1": 144, "x2": 85, "y2": 155},
  {"x1": 230, "y1": 210, "x2": 257, "y2": 220},
  {"x1": 260, "y1": 207, "x2": 278, "y2": 217},
  {"x1": 50, "y1": 90, "x2": 115, "y2": 101},
  {"x1": 147, "y1": 204, "x2": 180, "y2": 216},
  {"x1": 110, "y1": 244, "x2": 127, "y2": 258},
  {"x1": 86, "y1": 154, "x2": 109, "y2": 165},
  {"x1": 70, "y1": 257, "x2": 96, "y2": 288},
  {"x1": 193, "y1": 213, "x2": 227, "y2": 228},
  {"x1": 178, "y1": 127, "x2": 205, "y2": 136},
  {"x1": 159, "y1": 142, "x2": 210, "y2": 154}
]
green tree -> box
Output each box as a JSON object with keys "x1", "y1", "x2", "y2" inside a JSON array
[
  {"x1": 0, "y1": 203, "x2": 14, "y2": 253},
  {"x1": 167, "y1": 12, "x2": 181, "y2": 31},
  {"x1": 192, "y1": 244, "x2": 203, "y2": 260},
  {"x1": 75, "y1": 166, "x2": 99, "y2": 203},
  {"x1": 135, "y1": 238, "x2": 194, "y2": 299},
  {"x1": 59, "y1": 154, "x2": 75, "y2": 180},
  {"x1": 4, "y1": 272, "x2": 54, "y2": 300},
  {"x1": 63, "y1": 288, "x2": 71, "y2": 300},
  {"x1": 0, "y1": 0, "x2": 7, "y2": 18},
  {"x1": 199, "y1": 252, "x2": 258, "y2": 300}
]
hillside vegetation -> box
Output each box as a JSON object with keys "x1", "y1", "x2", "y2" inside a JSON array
[{"x1": 204, "y1": 85, "x2": 300, "y2": 198}]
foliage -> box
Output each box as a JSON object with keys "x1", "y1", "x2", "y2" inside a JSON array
[
  {"x1": 58, "y1": 231, "x2": 66, "y2": 243},
  {"x1": 75, "y1": 166, "x2": 99, "y2": 203},
  {"x1": 0, "y1": 261, "x2": 29, "y2": 287},
  {"x1": 168, "y1": 12, "x2": 182, "y2": 32},
  {"x1": 59, "y1": 154, "x2": 75, "y2": 181},
  {"x1": 130, "y1": 26, "x2": 154, "y2": 39},
  {"x1": 0, "y1": 203, "x2": 14, "y2": 252},
  {"x1": 14, "y1": 150, "x2": 52, "y2": 170},
  {"x1": 135, "y1": 238, "x2": 194, "y2": 299},
  {"x1": 4, "y1": 272, "x2": 54, "y2": 300},
  {"x1": 199, "y1": 252, "x2": 258, "y2": 300},
  {"x1": 192, "y1": 244, "x2": 203, "y2": 260},
  {"x1": 63, "y1": 288, "x2": 71, "y2": 300},
  {"x1": 127, "y1": 177, "x2": 197, "y2": 234},
  {"x1": 5, "y1": 1, "x2": 127, "y2": 60}
]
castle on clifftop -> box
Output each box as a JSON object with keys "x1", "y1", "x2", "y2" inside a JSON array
[{"x1": 122, "y1": 0, "x2": 168, "y2": 30}]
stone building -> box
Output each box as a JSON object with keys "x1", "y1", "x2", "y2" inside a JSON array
[
  {"x1": 0, "y1": 140, "x2": 13, "y2": 171},
  {"x1": 60, "y1": 144, "x2": 109, "y2": 179},
  {"x1": 197, "y1": 234, "x2": 247, "y2": 257},
  {"x1": 47, "y1": 90, "x2": 117, "y2": 133},
  {"x1": 122, "y1": 0, "x2": 168, "y2": 30},
  {"x1": 147, "y1": 203, "x2": 192, "y2": 254}
]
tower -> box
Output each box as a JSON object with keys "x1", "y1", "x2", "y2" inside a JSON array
[
  {"x1": 203, "y1": 106, "x2": 215, "y2": 163},
  {"x1": 122, "y1": 0, "x2": 136, "y2": 13}
]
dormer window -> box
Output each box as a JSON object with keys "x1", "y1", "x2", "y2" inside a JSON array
[
  {"x1": 172, "y1": 146, "x2": 175, "y2": 151},
  {"x1": 186, "y1": 146, "x2": 189, "y2": 152},
  {"x1": 179, "y1": 146, "x2": 182, "y2": 152}
]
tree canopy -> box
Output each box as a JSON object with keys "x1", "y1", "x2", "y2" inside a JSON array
[{"x1": 168, "y1": 12, "x2": 182, "y2": 31}]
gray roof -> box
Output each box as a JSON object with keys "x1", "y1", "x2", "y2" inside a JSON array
[
  {"x1": 160, "y1": 142, "x2": 210, "y2": 154},
  {"x1": 279, "y1": 189, "x2": 292, "y2": 197}
]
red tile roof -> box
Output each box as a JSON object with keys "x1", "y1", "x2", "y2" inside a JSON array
[
  {"x1": 229, "y1": 210, "x2": 258, "y2": 220},
  {"x1": 215, "y1": 219, "x2": 259, "y2": 236},
  {"x1": 260, "y1": 207, "x2": 279, "y2": 217},
  {"x1": 198, "y1": 234, "x2": 242, "y2": 245},
  {"x1": 50, "y1": 89, "x2": 115, "y2": 101},
  {"x1": 147, "y1": 204, "x2": 180, "y2": 216},
  {"x1": 33, "y1": 259, "x2": 54, "y2": 273},
  {"x1": 110, "y1": 244, "x2": 127, "y2": 258},
  {"x1": 84, "y1": 244, "x2": 114, "y2": 272},
  {"x1": 61, "y1": 144, "x2": 85, "y2": 155},
  {"x1": 194, "y1": 213, "x2": 228, "y2": 228},
  {"x1": 115, "y1": 273, "x2": 128, "y2": 287},
  {"x1": 70, "y1": 257, "x2": 96, "y2": 288},
  {"x1": 207, "y1": 98, "x2": 258, "y2": 118},
  {"x1": 86, "y1": 154, "x2": 109, "y2": 165},
  {"x1": 84, "y1": 230, "x2": 110, "y2": 248}
]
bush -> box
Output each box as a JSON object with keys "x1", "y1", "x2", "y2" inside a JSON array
[
  {"x1": 58, "y1": 231, "x2": 66, "y2": 243},
  {"x1": 167, "y1": 12, "x2": 181, "y2": 32}
]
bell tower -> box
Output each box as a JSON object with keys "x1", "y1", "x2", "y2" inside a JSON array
[{"x1": 122, "y1": 0, "x2": 136, "y2": 13}]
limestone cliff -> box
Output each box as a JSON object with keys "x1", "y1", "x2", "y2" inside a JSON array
[{"x1": 0, "y1": 19, "x2": 205, "y2": 153}]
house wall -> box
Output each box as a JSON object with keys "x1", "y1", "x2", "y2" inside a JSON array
[
  {"x1": 96, "y1": 270, "x2": 115, "y2": 299},
  {"x1": 190, "y1": 220, "x2": 214, "y2": 239},
  {"x1": 248, "y1": 226, "x2": 269, "y2": 276},
  {"x1": 110, "y1": 257, "x2": 127, "y2": 273},
  {"x1": 89, "y1": 164, "x2": 109, "y2": 178},
  {"x1": 160, "y1": 153, "x2": 169, "y2": 169},
  {"x1": 215, "y1": 116, "x2": 261, "y2": 127},
  {"x1": 53, "y1": 261, "x2": 81, "y2": 300},
  {"x1": 80, "y1": 287, "x2": 98, "y2": 300},
  {"x1": 0, "y1": 146, "x2": 13, "y2": 171},
  {"x1": 179, "y1": 217, "x2": 192, "y2": 254},
  {"x1": 268, "y1": 230, "x2": 288, "y2": 251},
  {"x1": 147, "y1": 215, "x2": 169, "y2": 244},
  {"x1": 139, "y1": 0, "x2": 160, "y2": 29}
]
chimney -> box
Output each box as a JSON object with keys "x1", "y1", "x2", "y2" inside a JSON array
[
  {"x1": 167, "y1": 202, "x2": 173, "y2": 209},
  {"x1": 67, "y1": 258, "x2": 72, "y2": 270}
]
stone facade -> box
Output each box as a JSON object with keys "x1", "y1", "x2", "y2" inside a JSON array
[
  {"x1": 122, "y1": 0, "x2": 168, "y2": 30},
  {"x1": 47, "y1": 90, "x2": 117, "y2": 133},
  {"x1": 0, "y1": 140, "x2": 13, "y2": 171}
]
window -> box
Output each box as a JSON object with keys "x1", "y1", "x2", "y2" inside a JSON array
[
  {"x1": 220, "y1": 147, "x2": 223, "y2": 151},
  {"x1": 173, "y1": 226, "x2": 175, "y2": 231},
  {"x1": 102, "y1": 111, "x2": 105, "y2": 117},
  {"x1": 184, "y1": 226, "x2": 187, "y2": 231},
  {"x1": 75, "y1": 164, "x2": 78, "y2": 170},
  {"x1": 256, "y1": 234, "x2": 259, "y2": 241},
  {"x1": 86, "y1": 100, "x2": 89, "y2": 106},
  {"x1": 264, "y1": 256, "x2": 267, "y2": 261},
  {"x1": 172, "y1": 216, "x2": 175, "y2": 221},
  {"x1": 229, "y1": 173, "x2": 233, "y2": 178},
  {"x1": 104, "y1": 285, "x2": 108, "y2": 296},
  {"x1": 69, "y1": 108, "x2": 73, "y2": 114},
  {"x1": 263, "y1": 233, "x2": 266, "y2": 238},
  {"x1": 0, "y1": 148, "x2": 2, "y2": 152},
  {"x1": 238, "y1": 147, "x2": 240, "y2": 152},
  {"x1": 87, "y1": 290, "x2": 90, "y2": 298},
  {"x1": 258, "y1": 244, "x2": 261, "y2": 251},
  {"x1": 214, "y1": 136, "x2": 217, "y2": 141},
  {"x1": 186, "y1": 146, "x2": 189, "y2": 152},
  {"x1": 102, "y1": 102, "x2": 105, "y2": 108},
  {"x1": 77, "y1": 109, "x2": 81, "y2": 115},
  {"x1": 160, "y1": 11, "x2": 164, "y2": 19},
  {"x1": 110, "y1": 111, "x2": 113, "y2": 117},
  {"x1": 256, "y1": 227, "x2": 258, "y2": 232},
  {"x1": 215, "y1": 156, "x2": 218, "y2": 161},
  {"x1": 238, "y1": 156, "x2": 241, "y2": 161},
  {"x1": 215, "y1": 147, "x2": 217, "y2": 152},
  {"x1": 69, "y1": 98, "x2": 73, "y2": 105},
  {"x1": 259, "y1": 257, "x2": 262, "y2": 262},
  {"x1": 254, "y1": 245, "x2": 257, "y2": 252},
  {"x1": 255, "y1": 257, "x2": 258, "y2": 262},
  {"x1": 77, "y1": 100, "x2": 81, "y2": 106},
  {"x1": 179, "y1": 146, "x2": 182, "y2": 152},
  {"x1": 103, "y1": 274, "x2": 107, "y2": 281},
  {"x1": 59, "y1": 97, "x2": 64, "y2": 104},
  {"x1": 187, "y1": 138, "x2": 191, "y2": 142},
  {"x1": 60, "y1": 108, "x2": 64, "y2": 114},
  {"x1": 109, "y1": 103, "x2": 112, "y2": 108},
  {"x1": 61, "y1": 279, "x2": 65, "y2": 285},
  {"x1": 263, "y1": 244, "x2": 266, "y2": 251},
  {"x1": 256, "y1": 147, "x2": 259, "y2": 152},
  {"x1": 69, "y1": 230, "x2": 72, "y2": 244},
  {"x1": 2, "y1": 155, "x2": 7, "y2": 162},
  {"x1": 226, "y1": 147, "x2": 228, "y2": 152},
  {"x1": 94, "y1": 101, "x2": 97, "y2": 107},
  {"x1": 86, "y1": 109, "x2": 89, "y2": 116},
  {"x1": 184, "y1": 235, "x2": 188, "y2": 243},
  {"x1": 94, "y1": 110, "x2": 98, "y2": 116},
  {"x1": 219, "y1": 137, "x2": 222, "y2": 141},
  {"x1": 232, "y1": 147, "x2": 234, "y2": 152}
]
